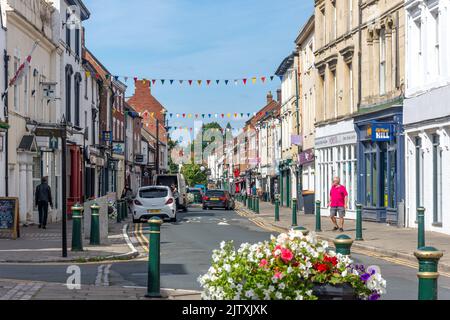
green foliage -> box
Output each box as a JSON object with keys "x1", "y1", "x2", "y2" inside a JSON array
[{"x1": 181, "y1": 163, "x2": 208, "y2": 187}]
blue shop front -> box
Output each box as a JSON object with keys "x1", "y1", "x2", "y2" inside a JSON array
[{"x1": 354, "y1": 105, "x2": 405, "y2": 224}]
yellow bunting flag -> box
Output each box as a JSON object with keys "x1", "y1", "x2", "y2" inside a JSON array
[{"x1": 252, "y1": 77, "x2": 257, "y2": 84}]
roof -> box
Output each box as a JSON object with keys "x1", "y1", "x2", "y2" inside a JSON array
[
  {"x1": 83, "y1": 48, "x2": 111, "y2": 81},
  {"x1": 295, "y1": 14, "x2": 315, "y2": 46},
  {"x1": 275, "y1": 53, "x2": 296, "y2": 77},
  {"x1": 67, "y1": 0, "x2": 91, "y2": 21},
  {"x1": 17, "y1": 135, "x2": 37, "y2": 152}
]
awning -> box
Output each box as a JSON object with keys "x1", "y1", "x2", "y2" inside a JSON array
[{"x1": 17, "y1": 135, "x2": 37, "y2": 153}]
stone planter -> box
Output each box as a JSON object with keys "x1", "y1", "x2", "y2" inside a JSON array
[{"x1": 313, "y1": 283, "x2": 358, "y2": 300}]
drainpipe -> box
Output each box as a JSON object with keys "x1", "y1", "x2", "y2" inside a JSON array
[
  {"x1": 3, "y1": 50, "x2": 9, "y2": 197},
  {"x1": 357, "y1": 0, "x2": 362, "y2": 109}
]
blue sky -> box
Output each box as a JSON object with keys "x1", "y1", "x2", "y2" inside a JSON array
[{"x1": 83, "y1": 0, "x2": 313, "y2": 131}]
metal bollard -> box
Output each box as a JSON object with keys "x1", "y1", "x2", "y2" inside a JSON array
[
  {"x1": 414, "y1": 247, "x2": 443, "y2": 300},
  {"x1": 117, "y1": 200, "x2": 123, "y2": 223},
  {"x1": 255, "y1": 196, "x2": 260, "y2": 214},
  {"x1": 123, "y1": 200, "x2": 129, "y2": 219},
  {"x1": 89, "y1": 203, "x2": 101, "y2": 245},
  {"x1": 292, "y1": 226, "x2": 309, "y2": 236},
  {"x1": 146, "y1": 217, "x2": 163, "y2": 298},
  {"x1": 275, "y1": 196, "x2": 280, "y2": 222},
  {"x1": 247, "y1": 195, "x2": 251, "y2": 209},
  {"x1": 71, "y1": 203, "x2": 84, "y2": 252},
  {"x1": 292, "y1": 198, "x2": 298, "y2": 227},
  {"x1": 417, "y1": 207, "x2": 425, "y2": 249},
  {"x1": 356, "y1": 203, "x2": 363, "y2": 241},
  {"x1": 334, "y1": 235, "x2": 353, "y2": 256},
  {"x1": 315, "y1": 200, "x2": 322, "y2": 232}
]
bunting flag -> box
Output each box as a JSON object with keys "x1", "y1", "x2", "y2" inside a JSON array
[{"x1": 170, "y1": 80, "x2": 174, "y2": 85}]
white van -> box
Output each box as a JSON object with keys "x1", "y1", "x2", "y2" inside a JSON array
[{"x1": 153, "y1": 174, "x2": 188, "y2": 212}]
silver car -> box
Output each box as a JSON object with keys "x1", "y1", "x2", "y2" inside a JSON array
[{"x1": 132, "y1": 186, "x2": 177, "y2": 223}]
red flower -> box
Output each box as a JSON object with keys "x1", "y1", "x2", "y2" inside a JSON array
[
  {"x1": 274, "y1": 271, "x2": 283, "y2": 279},
  {"x1": 314, "y1": 263, "x2": 330, "y2": 273},
  {"x1": 324, "y1": 255, "x2": 338, "y2": 266},
  {"x1": 280, "y1": 249, "x2": 294, "y2": 263},
  {"x1": 292, "y1": 262, "x2": 300, "y2": 268}
]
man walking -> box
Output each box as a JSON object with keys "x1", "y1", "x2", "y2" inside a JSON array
[
  {"x1": 35, "y1": 176, "x2": 53, "y2": 229},
  {"x1": 329, "y1": 177, "x2": 348, "y2": 232}
]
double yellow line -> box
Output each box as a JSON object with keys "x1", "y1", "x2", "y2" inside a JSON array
[{"x1": 134, "y1": 224, "x2": 150, "y2": 253}]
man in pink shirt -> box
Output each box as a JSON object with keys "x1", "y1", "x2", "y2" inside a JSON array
[{"x1": 329, "y1": 177, "x2": 349, "y2": 232}]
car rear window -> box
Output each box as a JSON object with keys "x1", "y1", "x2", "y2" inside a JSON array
[
  {"x1": 206, "y1": 190, "x2": 225, "y2": 197},
  {"x1": 140, "y1": 188, "x2": 168, "y2": 199}
]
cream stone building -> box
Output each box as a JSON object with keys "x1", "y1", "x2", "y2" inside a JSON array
[
  {"x1": 354, "y1": 0, "x2": 405, "y2": 225},
  {"x1": 295, "y1": 15, "x2": 316, "y2": 212},
  {"x1": 314, "y1": 0, "x2": 359, "y2": 219},
  {"x1": 5, "y1": 0, "x2": 60, "y2": 224}
]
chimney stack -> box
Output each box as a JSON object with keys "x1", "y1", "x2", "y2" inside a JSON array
[
  {"x1": 267, "y1": 91, "x2": 273, "y2": 104},
  {"x1": 277, "y1": 89, "x2": 282, "y2": 103}
]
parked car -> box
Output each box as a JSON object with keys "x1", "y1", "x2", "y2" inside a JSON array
[
  {"x1": 203, "y1": 190, "x2": 235, "y2": 211},
  {"x1": 132, "y1": 186, "x2": 177, "y2": 223},
  {"x1": 154, "y1": 174, "x2": 188, "y2": 212}
]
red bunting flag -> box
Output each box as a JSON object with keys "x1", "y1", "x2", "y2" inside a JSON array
[
  {"x1": 206, "y1": 80, "x2": 211, "y2": 86},
  {"x1": 152, "y1": 79, "x2": 156, "y2": 85},
  {"x1": 243, "y1": 78, "x2": 247, "y2": 85},
  {"x1": 182, "y1": 114, "x2": 186, "y2": 118},
  {"x1": 134, "y1": 77, "x2": 138, "y2": 82},
  {"x1": 188, "y1": 80, "x2": 193, "y2": 86},
  {"x1": 261, "y1": 77, "x2": 266, "y2": 83}
]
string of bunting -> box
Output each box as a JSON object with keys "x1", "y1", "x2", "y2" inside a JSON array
[{"x1": 84, "y1": 71, "x2": 282, "y2": 86}]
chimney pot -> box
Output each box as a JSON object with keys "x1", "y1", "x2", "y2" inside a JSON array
[
  {"x1": 277, "y1": 89, "x2": 282, "y2": 103},
  {"x1": 267, "y1": 91, "x2": 273, "y2": 104}
]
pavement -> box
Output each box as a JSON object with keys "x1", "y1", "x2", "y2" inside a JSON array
[
  {"x1": 235, "y1": 201, "x2": 450, "y2": 273},
  {"x1": 0, "y1": 216, "x2": 138, "y2": 263},
  {"x1": 0, "y1": 278, "x2": 201, "y2": 300}
]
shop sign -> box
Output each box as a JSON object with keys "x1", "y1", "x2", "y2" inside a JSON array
[
  {"x1": 315, "y1": 132, "x2": 357, "y2": 149},
  {"x1": 298, "y1": 149, "x2": 315, "y2": 165},
  {"x1": 367, "y1": 123, "x2": 394, "y2": 142},
  {"x1": 112, "y1": 142, "x2": 125, "y2": 155},
  {"x1": 135, "y1": 154, "x2": 145, "y2": 164},
  {"x1": 102, "y1": 131, "x2": 112, "y2": 143}
]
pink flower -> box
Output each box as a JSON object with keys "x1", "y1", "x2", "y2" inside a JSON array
[
  {"x1": 259, "y1": 259, "x2": 268, "y2": 268},
  {"x1": 274, "y1": 271, "x2": 283, "y2": 279},
  {"x1": 280, "y1": 248, "x2": 294, "y2": 263}
]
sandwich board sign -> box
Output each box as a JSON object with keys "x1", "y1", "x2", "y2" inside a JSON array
[{"x1": 0, "y1": 198, "x2": 20, "y2": 239}]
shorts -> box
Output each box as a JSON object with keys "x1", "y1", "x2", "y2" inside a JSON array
[{"x1": 330, "y1": 207, "x2": 346, "y2": 218}]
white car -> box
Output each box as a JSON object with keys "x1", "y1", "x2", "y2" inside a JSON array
[{"x1": 132, "y1": 186, "x2": 177, "y2": 223}]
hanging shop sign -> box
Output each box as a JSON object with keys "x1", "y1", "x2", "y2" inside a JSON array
[
  {"x1": 367, "y1": 123, "x2": 394, "y2": 142},
  {"x1": 298, "y1": 149, "x2": 315, "y2": 166},
  {"x1": 102, "y1": 131, "x2": 112, "y2": 143},
  {"x1": 112, "y1": 142, "x2": 125, "y2": 155},
  {"x1": 291, "y1": 135, "x2": 303, "y2": 146}
]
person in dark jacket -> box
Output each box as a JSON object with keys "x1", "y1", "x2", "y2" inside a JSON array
[{"x1": 35, "y1": 176, "x2": 53, "y2": 229}]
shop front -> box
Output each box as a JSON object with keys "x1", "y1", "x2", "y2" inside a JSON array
[
  {"x1": 315, "y1": 120, "x2": 357, "y2": 219},
  {"x1": 354, "y1": 106, "x2": 404, "y2": 224},
  {"x1": 299, "y1": 149, "x2": 315, "y2": 214}
]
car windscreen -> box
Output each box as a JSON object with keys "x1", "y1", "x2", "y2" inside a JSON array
[
  {"x1": 206, "y1": 190, "x2": 225, "y2": 197},
  {"x1": 139, "y1": 188, "x2": 168, "y2": 199}
]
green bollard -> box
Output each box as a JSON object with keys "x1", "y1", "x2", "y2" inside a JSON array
[
  {"x1": 292, "y1": 198, "x2": 298, "y2": 227},
  {"x1": 247, "y1": 195, "x2": 251, "y2": 209},
  {"x1": 89, "y1": 203, "x2": 101, "y2": 245},
  {"x1": 356, "y1": 203, "x2": 363, "y2": 241},
  {"x1": 417, "y1": 207, "x2": 425, "y2": 249},
  {"x1": 275, "y1": 196, "x2": 280, "y2": 222},
  {"x1": 255, "y1": 196, "x2": 260, "y2": 214},
  {"x1": 315, "y1": 200, "x2": 322, "y2": 232},
  {"x1": 292, "y1": 226, "x2": 309, "y2": 236},
  {"x1": 334, "y1": 235, "x2": 353, "y2": 256},
  {"x1": 414, "y1": 247, "x2": 443, "y2": 300},
  {"x1": 71, "y1": 204, "x2": 84, "y2": 252},
  {"x1": 117, "y1": 200, "x2": 123, "y2": 223},
  {"x1": 250, "y1": 196, "x2": 255, "y2": 212},
  {"x1": 146, "y1": 217, "x2": 163, "y2": 298}
]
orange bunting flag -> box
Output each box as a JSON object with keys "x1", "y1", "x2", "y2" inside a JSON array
[{"x1": 197, "y1": 80, "x2": 202, "y2": 86}]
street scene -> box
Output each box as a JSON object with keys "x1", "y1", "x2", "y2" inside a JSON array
[{"x1": 0, "y1": 0, "x2": 450, "y2": 305}]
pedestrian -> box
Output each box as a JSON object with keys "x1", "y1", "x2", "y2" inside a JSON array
[
  {"x1": 35, "y1": 176, "x2": 53, "y2": 229},
  {"x1": 121, "y1": 185, "x2": 133, "y2": 200},
  {"x1": 329, "y1": 176, "x2": 349, "y2": 232}
]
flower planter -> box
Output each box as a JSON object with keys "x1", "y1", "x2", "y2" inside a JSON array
[{"x1": 313, "y1": 283, "x2": 358, "y2": 300}]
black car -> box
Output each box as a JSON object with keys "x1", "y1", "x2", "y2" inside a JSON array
[{"x1": 203, "y1": 190, "x2": 235, "y2": 210}]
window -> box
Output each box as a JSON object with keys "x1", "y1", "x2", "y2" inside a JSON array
[
  {"x1": 380, "y1": 28, "x2": 386, "y2": 95},
  {"x1": 432, "y1": 134, "x2": 442, "y2": 225},
  {"x1": 332, "y1": 70, "x2": 337, "y2": 118},
  {"x1": 24, "y1": 71, "x2": 29, "y2": 115},
  {"x1": 84, "y1": 75, "x2": 88, "y2": 99},
  {"x1": 65, "y1": 66, "x2": 73, "y2": 123},
  {"x1": 348, "y1": 0, "x2": 353, "y2": 31},
  {"x1": 66, "y1": 11, "x2": 71, "y2": 49},
  {"x1": 75, "y1": 28, "x2": 80, "y2": 57},
  {"x1": 332, "y1": 1, "x2": 337, "y2": 39},
  {"x1": 74, "y1": 74, "x2": 81, "y2": 126},
  {"x1": 349, "y1": 63, "x2": 354, "y2": 113},
  {"x1": 321, "y1": 74, "x2": 326, "y2": 120},
  {"x1": 432, "y1": 11, "x2": 440, "y2": 77},
  {"x1": 321, "y1": 8, "x2": 326, "y2": 46}
]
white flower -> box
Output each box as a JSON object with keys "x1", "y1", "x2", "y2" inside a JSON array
[
  {"x1": 341, "y1": 269, "x2": 348, "y2": 277},
  {"x1": 275, "y1": 292, "x2": 283, "y2": 299},
  {"x1": 223, "y1": 264, "x2": 231, "y2": 272},
  {"x1": 279, "y1": 283, "x2": 286, "y2": 290},
  {"x1": 245, "y1": 290, "x2": 255, "y2": 299}
]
